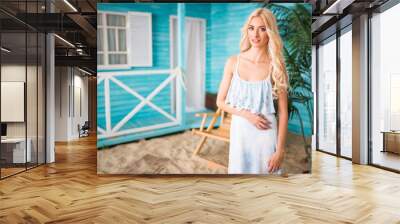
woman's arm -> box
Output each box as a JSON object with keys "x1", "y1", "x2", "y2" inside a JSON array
[
  {"x1": 216, "y1": 56, "x2": 270, "y2": 130},
  {"x1": 268, "y1": 90, "x2": 288, "y2": 173},
  {"x1": 276, "y1": 90, "x2": 288, "y2": 154}
]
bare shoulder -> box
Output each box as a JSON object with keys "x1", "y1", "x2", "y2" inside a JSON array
[
  {"x1": 227, "y1": 55, "x2": 238, "y2": 65},
  {"x1": 225, "y1": 55, "x2": 238, "y2": 71}
]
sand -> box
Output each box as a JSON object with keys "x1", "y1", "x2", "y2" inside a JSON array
[{"x1": 97, "y1": 131, "x2": 311, "y2": 175}]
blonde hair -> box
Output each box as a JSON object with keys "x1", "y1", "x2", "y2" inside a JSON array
[{"x1": 239, "y1": 8, "x2": 288, "y2": 98}]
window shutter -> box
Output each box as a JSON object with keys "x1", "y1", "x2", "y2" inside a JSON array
[{"x1": 129, "y1": 12, "x2": 152, "y2": 67}]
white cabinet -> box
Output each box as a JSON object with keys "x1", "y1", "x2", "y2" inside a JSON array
[{"x1": 1, "y1": 138, "x2": 32, "y2": 163}]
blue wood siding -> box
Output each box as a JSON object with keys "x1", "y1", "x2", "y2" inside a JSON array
[
  {"x1": 97, "y1": 79, "x2": 106, "y2": 131},
  {"x1": 97, "y1": 3, "x2": 211, "y2": 148},
  {"x1": 206, "y1": 3, "x2": 263, "y2": 93}
]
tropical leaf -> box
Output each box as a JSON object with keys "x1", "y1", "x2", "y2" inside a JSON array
[{"x1": 265, "y1": 3, "x2": 313, "y2": 141}]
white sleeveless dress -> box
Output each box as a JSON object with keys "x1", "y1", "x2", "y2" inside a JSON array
[{"x1": 225, "y1": 55, "x2": 282, "y2": 174}]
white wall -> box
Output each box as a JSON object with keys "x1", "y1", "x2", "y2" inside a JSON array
[
  {"x1": 55, "y1": 66, "x2": 69, "y2": 141},
  {"x1": 70, "y1": 71, "x2": 89, "y2": 139},
  {"x1": 1, "y1": 65, "x2": 25, "y2": 140},
  {"x1": 1, "y1": 65, "x2": 36, "y2": 138},
  {"x1": 1, "y1": 64, "x2": 46, "y2": 164},
  {"x1": 54, "y1": 67, "x2": 89, "y2": 141}
]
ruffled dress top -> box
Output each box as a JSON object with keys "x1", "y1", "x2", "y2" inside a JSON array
[
  {"x1": 225, "y1": 55, "x2": 275, "y2": 116},
  {"x1": 224, "y1": 55, "x2": 281, "y2": 175}
]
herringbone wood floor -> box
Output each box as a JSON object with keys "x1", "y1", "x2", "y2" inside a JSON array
[{"x1": 0, "y1": 135, "x2": 399, "y2": 223}]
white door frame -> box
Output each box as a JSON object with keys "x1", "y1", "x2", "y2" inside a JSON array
[{"x1": 169, "y1": 15, "x2": 206, "y2": 113}]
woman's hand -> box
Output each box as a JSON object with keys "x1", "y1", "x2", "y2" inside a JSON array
[
  {"x1": 244, "y1": 111, "x2": 271, "y2": 130},
  {"x1": 268, "y1": 149, "x2": 284, "y2": 173}
]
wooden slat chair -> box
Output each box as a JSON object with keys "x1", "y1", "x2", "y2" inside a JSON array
[{"x1": 191, "y1": 108, "x2": 231, "y2": 158}]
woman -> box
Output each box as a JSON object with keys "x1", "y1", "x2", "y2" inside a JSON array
[{"x1": 216, "y1": 8, "x2": 288, "y2": 174}]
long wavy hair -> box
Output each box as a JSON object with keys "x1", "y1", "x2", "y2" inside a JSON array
[{"x1": 240, "y1": 8, "x2": 288, "y2": 98}]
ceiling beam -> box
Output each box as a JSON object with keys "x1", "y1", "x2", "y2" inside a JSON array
[
  {"x1": 55, "y1": 55, "x2": 96, "y2": 70},
  {"x1": 322, "y1": 0, "x2": 356, "y2": 14},
  {"x1": 67, "y1": 13, "x2": 96, "y2": 44}
]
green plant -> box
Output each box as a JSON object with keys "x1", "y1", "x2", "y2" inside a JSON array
[{"x1": 266, "y1": 3, "x2": 313, "y2": 157}]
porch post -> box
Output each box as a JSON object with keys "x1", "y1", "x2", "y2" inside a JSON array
[{"x1": 177, "y1": 3, "x2": 186, "y2": 126}]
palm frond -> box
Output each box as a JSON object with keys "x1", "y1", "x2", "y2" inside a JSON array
[{"x1": 265, "y1": 3, "x2": 313, "y2": 138}]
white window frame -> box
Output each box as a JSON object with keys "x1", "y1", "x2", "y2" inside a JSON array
[
  {"x1": 98, "y1": 11, "x2": 130, "y2": 70},
  {"x1": 98, "y1": 11, "x2": 153, "y2": 70},
  {"x1": 97, "y1": 12, "x2": 104, "y2": 66}
]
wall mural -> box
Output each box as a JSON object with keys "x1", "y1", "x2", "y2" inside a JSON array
[{"x1": 97, "y1": 3, "x2": 312, "y2": 175}]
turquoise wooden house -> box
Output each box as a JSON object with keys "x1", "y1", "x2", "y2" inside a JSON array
[{"x1": 97, "y1": 3, "x2": 312, "y2": 148}]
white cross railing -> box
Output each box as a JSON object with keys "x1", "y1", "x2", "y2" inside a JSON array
[{"x1": 97, "y1": 68, "x2": 184, "y2": 139}]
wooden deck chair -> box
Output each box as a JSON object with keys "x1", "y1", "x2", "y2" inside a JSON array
[{"x1": 191, "y1": 108, "x2": 231, "y2": 158}]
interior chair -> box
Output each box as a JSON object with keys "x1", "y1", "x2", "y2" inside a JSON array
[{"x1": 78, "y1": 121, "x2": 90, "y2": 138}]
